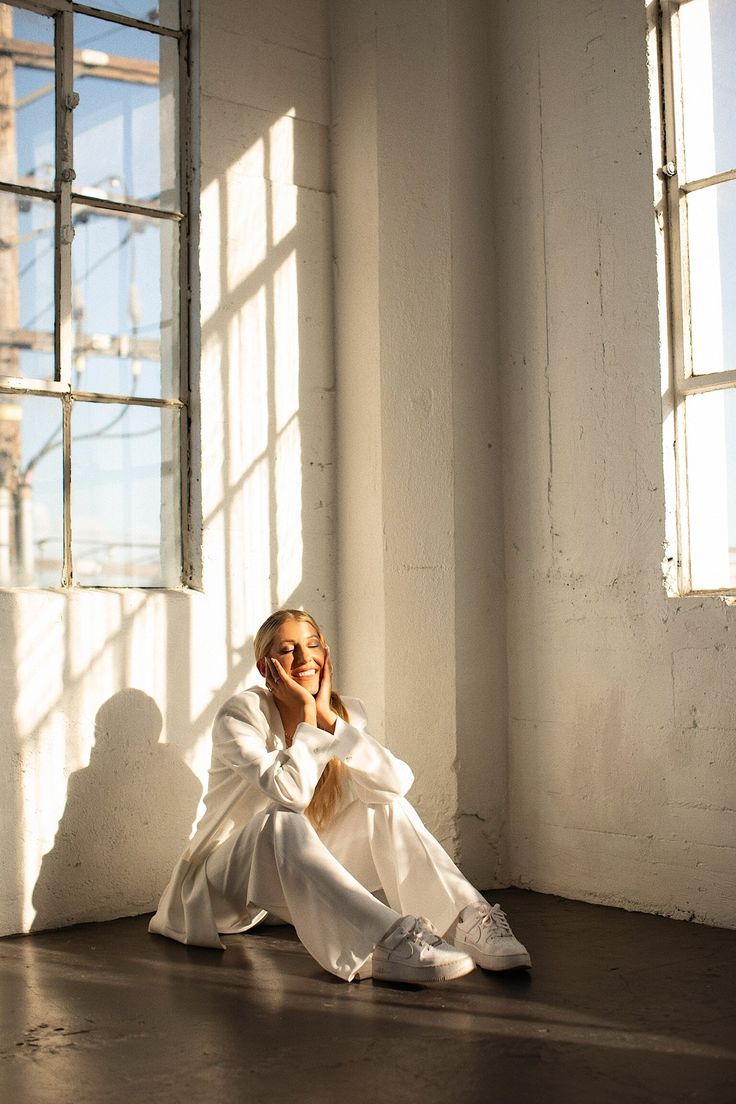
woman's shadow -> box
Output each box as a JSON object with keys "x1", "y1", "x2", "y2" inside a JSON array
[{"x1": 31, "y1": 689, "x2": 201, "y2": 932}]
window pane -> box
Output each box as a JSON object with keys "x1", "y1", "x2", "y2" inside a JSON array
[
  {"x1": 686, "y1": 389, "x2": 736, "y2": 590},
  {"x1": 679, "y1": 0, "x2": 736, "y2": 181},
  {"x1": 71, "y1": 206, "x2": 179, "y2": 398},
  {"x1": 0, "y1": 5, "x2": 55, "y2": 191},
  {"x1": 0, "y1": 395, "x2": 63, "y2": 587},
  {"x1": 0, "y1": 193, "x2": 55, "y2": 382},
  {"x1": 74, "y1": 15, "x2": 180, "y2": 210},
  {"x1": 71, "y1": 401, "x2": 181, "y2": 587},
  {"x1": 76, "y1": 2, "x2": 180, "y2": 30},
  {"x1": 685, "y1": 181, "x2": 736, "y2": 375}
]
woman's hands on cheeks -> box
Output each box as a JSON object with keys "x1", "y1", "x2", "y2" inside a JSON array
[
  {"x1": 267, "y1": 656, "x2": 317, "y2": 731},
  {"x1": 315, "y1": 647, "x2": 337, "y2": 733},
  {"x1": 267, "y1": 647, "x2": 337, "y2": 734}
]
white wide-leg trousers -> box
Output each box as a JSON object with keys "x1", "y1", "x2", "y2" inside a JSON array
[{"x1": 204, "y1": 796, "x2": 486, "y2": 980}]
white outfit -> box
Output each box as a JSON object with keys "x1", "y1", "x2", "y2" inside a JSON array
[{"x1": 149, "y1": 687, "x2": 485, "y2": 980}]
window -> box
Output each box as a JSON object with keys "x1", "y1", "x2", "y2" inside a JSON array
[
  {"x1": 658, "y1": 0, "x2": 736, "y2": 593},
  {"x1": 0, "y1": 0, "x2": 192, "y2": 587}
]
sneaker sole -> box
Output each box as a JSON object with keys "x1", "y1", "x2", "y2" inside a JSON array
[
  {"x1": 456, "y1": 940, "x2": 531, "y2": 971},
  {"x1": 371, "y1": 953, "x2": 476, "y2": 984}
]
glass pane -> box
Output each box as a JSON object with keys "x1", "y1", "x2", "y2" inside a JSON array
[
  {"x1": 71, "y1": 206, "x2": 179, "y2": 398},
  {"x1": 0, "y1": 5, "x2": 55, "y2": 190},
  {"x1": 686, "y1": 389, "x2": 736, "y2": 590},
  {"x1": 0, "y1": 395, "x2": 63, "y2": 587},
  {"x1": 72, "y1": 401, "x2": 181, "y2": 587},
  {"x1": 0, "y1": 193, "x2": 55, "y2": 381},
  {"x1": 679, "y1": 0, "x2": 736, "y2": 181},
  {"x1": 686, "y1": 182, "x2": 736, "y2": 375},
  {"x1": 74, "y1": 15, "x2": 180, "y2": 210},
  {"x1": 75, "y1": 2, "x2": 180, "y2": 30}
]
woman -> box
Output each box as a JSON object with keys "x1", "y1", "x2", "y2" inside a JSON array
[{"x1": 150, "y1": 609, "x2": 531, "y2": 983}]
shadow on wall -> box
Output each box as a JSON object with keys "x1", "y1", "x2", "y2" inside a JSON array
[
  {"x1": 31, "y1": 690, "x2": 201, "y2": 933},
  {"x1": 7, "y1": 21, "x2": 337, "y2": 936}
]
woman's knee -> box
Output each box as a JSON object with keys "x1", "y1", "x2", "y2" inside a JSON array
[
  {"x1": 262, "y1": 805, "x2": 318, "y2": 850},
  {"x1": 367, "y1": 796, "x2": 415, "y2": 825}
]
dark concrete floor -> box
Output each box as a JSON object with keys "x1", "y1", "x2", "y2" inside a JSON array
[{"x1": 1, "y1": 888, "x2": 735, "y2": 1104}]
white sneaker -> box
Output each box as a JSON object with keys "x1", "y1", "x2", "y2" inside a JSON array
[
  {"x1": 371, "y1": 915, "x2": 476, "y2": 983},
  {"x1": 455, "y1": 902, "x2": 532, "y2": 971}
]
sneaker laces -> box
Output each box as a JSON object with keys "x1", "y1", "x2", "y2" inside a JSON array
[
  {"x1": 482, "y1": 904, "x2": 513, "y2": 937},
  {"x1": 382, "y1": 915, "x2": 442, "y2": 954},
  {"x1": 414, "y1": 916, "x2": 443, "y2": 947},
  {"x1": 383, "y1": 915, "x2": 428, "y2": 945}
]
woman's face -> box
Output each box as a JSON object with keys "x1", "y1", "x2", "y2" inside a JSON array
[{"x1": 263, "y1": 618, "x2": 326, "y2": 695}]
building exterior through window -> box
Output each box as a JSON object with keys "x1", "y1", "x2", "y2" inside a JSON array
[
  {"x1": 658, "y1": 0, "x2": 736, "y2": 593},
  {"x1": 0, "y1": 0, "x2": 191, "y2": 587}
]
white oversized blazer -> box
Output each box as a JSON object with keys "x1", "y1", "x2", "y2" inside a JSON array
[{"x1": 149, "y1": 686, "x2": 414, "y2": 949}]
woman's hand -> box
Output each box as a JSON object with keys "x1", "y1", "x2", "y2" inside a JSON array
[
  {"x1": 268, "y1": 656, "x2": 317, "y2": 729},
  {"x1": 315, "y1": 647, "x2": 338, "y2": 732}
]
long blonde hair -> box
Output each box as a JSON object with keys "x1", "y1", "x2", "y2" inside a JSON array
[{"x1": 254, "y1": 609, "x2": 348, "y2": 831}]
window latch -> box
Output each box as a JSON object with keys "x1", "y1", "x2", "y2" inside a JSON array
[{"x1": 662, "y1": 161, "x2": 677, "y2": 177}]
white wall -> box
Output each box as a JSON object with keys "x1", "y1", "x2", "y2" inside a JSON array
[
  {"x1": 331, "y1": 0, "x2": 507, "y2": 884},
  {"x1": 494, "y1": 0, "x2": 736, "y2": 928},
  {"x1": 5, "y1": 0, "x2": 734, "y2": 940},
  {"x1": 0, "y1": 0, "x2": 338, "y2": 936}
]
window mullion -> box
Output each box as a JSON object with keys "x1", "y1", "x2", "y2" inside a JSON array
[
  {"x1": 682, "y1": 167, "x2": 736, "y2": 194},
  {"x1": 177, "y1": 8, "x2": 191, "y2": 584},
  {"x1": 13, "y1": 1, "x2": 72, "y2": 14},
  {"x1": 62, "y1": 392, "x2": 72, "y2": 585},
  {"x1": 659, "y1": 1, "x2": 693, "y2": 593},
  {"x1": 73, "y1": 3, "x2": 182, "y2": 37},
  {"x1": 660, "y1": 1, "x2": 688, "y2": 393},
  {"x1": 55, "y1": 7, "x2": 73, "y2": 388},
  {"x1": 56, "y1": 8, "x2": 74, "y2": 585},
  {"x1": 680, "y1": 369, "x2": 736, "y2": 396}
]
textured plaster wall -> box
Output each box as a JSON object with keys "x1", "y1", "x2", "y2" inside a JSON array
[
  {"x1": 494, "y1": 0, "x2": 736, "y2": 928},
  {"x1": 0, "y1": 0, "x2": 337, "y2": 936},
  {"x1": 331, "y1": 0, "x2": 506, "y2": 885},
  {"x1": 6, "y1": 0, "x2": 731, "y2": 941}
]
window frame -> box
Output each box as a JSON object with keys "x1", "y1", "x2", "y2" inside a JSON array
[
  {"x1": 0, "y1": 0, "x2": 195, "y2": 588},
  {"x1": 658, "y1": 0, "x2": 736, "y2": 596}
]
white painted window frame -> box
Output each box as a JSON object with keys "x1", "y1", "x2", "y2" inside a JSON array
[
  {"x1": 0, "y1": 0, "x2": 195, "y2": 588},
  {"x1": 657, "y1": 0, "x2": 736, "y2": 596}
]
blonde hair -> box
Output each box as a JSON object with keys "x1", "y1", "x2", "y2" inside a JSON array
[{"x1": 254, "y1": 609, "x2": 348, "y2": 831}]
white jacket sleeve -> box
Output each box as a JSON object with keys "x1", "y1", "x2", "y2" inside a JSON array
[
  {"x1": 213, "y1": 696, "x2": 347, "y2": 811},
  {"x1": 212, "y1": 692, "x2": 413, "y2": 810},
  {"x1": 336, "y1": 698, "x2": 414, "y2": 803}
]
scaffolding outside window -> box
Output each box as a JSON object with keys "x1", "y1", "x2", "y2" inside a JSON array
[
  {"x1": 658, "y1": 0, "x2": 736, "y2": 594},
  {"x1": 0, "y1": 0, "x2": 192, "y2": 588}
]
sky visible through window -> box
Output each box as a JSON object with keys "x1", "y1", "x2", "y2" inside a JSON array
[
  {"x1": 6, "y1": 5, "x2": 179, "y2": 584},
  {"x1": 685, "y1": 0, "x2": 736, "y2": 556}
]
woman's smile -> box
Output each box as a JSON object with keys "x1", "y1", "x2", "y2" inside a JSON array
[
  {"x1": 293, "y1": 667, "x2": 319, "y2": 681},
  {"x1": 265, "y1": 617, "x2": 326, "y2": 690}
]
